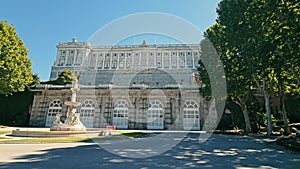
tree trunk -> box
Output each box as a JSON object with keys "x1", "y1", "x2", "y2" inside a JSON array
[
  {"x1": 231, "y1": 96, "x2": 252, "y2": 133},
  {"x1": 280, "y1": 96, "x2": 290, "y2": 135},
  {"x1": 290, "y1": 67, "x2": 300, "y2": 87},
  {"x1": 253, "y1": 74, "x2": 272, "y2": 135},
  {"x1": 264, "y1": 90, "x2": 272, "y2": 135},
  {"x1": 242, "y1": 105, "x2": 252, "y2": 133}
]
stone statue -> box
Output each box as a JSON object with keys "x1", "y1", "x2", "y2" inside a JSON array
[
  {"x1": 51, "y1": 75, "x2": 84, "y2": 131},
  {"x1": 70, "y1": 112, "x2": 80, "y2": 126},
  {"x1": 65, "y1": 108, "x2": 79, "y2": 126},
  {"x1": 53, "y1": 113, "x2": 62, "y2": 126}
]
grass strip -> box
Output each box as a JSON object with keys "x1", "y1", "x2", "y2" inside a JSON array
[
  {"x1": 0, "y1": 132, "x2": 150, "y2": 143},
  {"x1": 121, "y1": 132, "x2": 149, "y2": 138},
  {"x1": 0, "y1": 131, "x2": 11, "y2": 135},
  {"x1": 0, "y1": 135, "x2": 133, "y2": 143},
  {"x1": 0, "y1": 137, "x2": 92, "y2": 143}
]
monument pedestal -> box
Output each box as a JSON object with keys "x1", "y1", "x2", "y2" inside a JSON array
[{"x1": 50, "y1": 125, "x2": 84, "y2": 131}]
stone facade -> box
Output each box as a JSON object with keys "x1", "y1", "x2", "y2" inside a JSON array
[{"x1": 29, "y1": 39, "x2": 208, "y2": 130}]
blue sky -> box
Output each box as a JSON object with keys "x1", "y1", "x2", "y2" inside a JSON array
[{"x1": 0, "y1": 0, "x2": 220, "y2": 81}]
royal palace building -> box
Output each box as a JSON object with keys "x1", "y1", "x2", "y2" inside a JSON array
[{"x1": 29, "y1": 38, "x2": 210, "y2": 130}]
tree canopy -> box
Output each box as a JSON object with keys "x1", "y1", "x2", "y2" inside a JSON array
[
  {"x1": 200, "y1": 0, "x2": 300, "y2": 135},
  {"x1": 41, "y1": 69, "x2": 76, "y2": 85},
  {"x1": 0, "y1": 21, "x2": 33, "y2": 95}
]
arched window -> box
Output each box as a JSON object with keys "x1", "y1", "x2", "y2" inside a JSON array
[
  {"x1": 183, "y1": 101, "x2": 200, "y2": 130},
  {"x1": 80, "y1": 100, "x2": 95, "y2": 128},
  {"x1": 113, "y1": 100, "x2": 129, "y2": 129},
  {"x1": 147, "y1": 100, "x2": 164, "y2": 129},
  {"x1": 46, "y1": 99, "x2": 62, "y2": 127}
]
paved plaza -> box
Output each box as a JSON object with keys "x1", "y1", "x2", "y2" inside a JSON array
[{"x1": 0, "y1": 134, "x2": 299, "y2": 169}]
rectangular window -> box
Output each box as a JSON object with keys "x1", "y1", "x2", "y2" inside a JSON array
[
  {"x1": 112, "y1": 62, "x2": 117, "y2": 69},
  {"x1": 104, "y1": 62, "x2": 110, "y2": 69},
  {"x1": 67, "y1": 56, "x2": 74, "y2": 66},
  {"x1": 194, "y1": 54, "x2": 199, "y2": 68},
  {"x1": 126, "y1": 56, "x2": 131, "y2": 68},
  {"x1": 180, "y1": 60, "x2": 185, "y2": 68},
  {"x1": 98, "y1": 62, "x2": 103, "y2": 69},
  {"x1": 164, "y1": 60, "x2": 169, "y2": 68},
  {"x1": 58, "y1": 56, "x2": 65, "y2": 66},
  {"x1": 157, "y1": 61, "x2": 161, "y2": 68},
  {"x1": 134, "y1": 54, "x2": 139, "y2": 66},
  {"x1": 149, "y1": 61, "x2": 154, "y2": 66},
  {"x1": 172, "y1": 61, "x2": 177, "y2": 68},
  {"x1": 141, "y1": 52, "x2": 147, "y2": 66},
  {"x1": 119, "y1": 62, "x2": 124, "y2": 68}
]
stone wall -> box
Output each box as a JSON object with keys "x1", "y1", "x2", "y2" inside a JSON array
[{"x1": 29, "y1": 85, "x2": 206, "y2": 130}]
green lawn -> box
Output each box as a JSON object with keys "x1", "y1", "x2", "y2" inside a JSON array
[
  {"x1": 121, "y1": 132, "x2": 149, "y2": 138},
  {"x1": 0, "y1": 137, "x2": 92, "y2": 143},
  {"x1": 0, "y1": 131, "x2": 11, "y2": 135},
  {"x1": 0, "y1": 132, "x2": 150, "y2": 143}
]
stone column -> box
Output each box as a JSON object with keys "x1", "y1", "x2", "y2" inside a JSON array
[
  {"x1": 177, "y1": 51, "x2": 180, "y2": 68},
  {"x1": 192, "y1": 52, "x2": 195, "y2": 68},
  {"x1": 109, "y1": 53, "x2": 112, "y2": 69},
  {"x1": 117, "y1": 53, "x2": 120, "y2": 69},
  {"x1": 184, "y1": 52, "x2": 187, "y2": 68}
]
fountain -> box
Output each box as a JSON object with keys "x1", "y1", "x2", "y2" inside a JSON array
[
  {"x1": 51, "y1": 77, "x2": 85, "y2": 131},
  {"x1": 10, "y1": 77, "x2": 113, "y2": 137}
]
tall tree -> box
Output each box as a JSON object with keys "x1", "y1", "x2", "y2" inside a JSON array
[
  {"x1": 266, "y1": 0, "x2": 300, "y2": 135},
  {"x1": 205, "y1": 0, "x2": 299, "y2": 135},
  {"x1": 216, "y1": 0, "x2": 273, "y2": 135},
  {"x1": 0, "y1": 21, "x2": 33, "y2": 95},
  {"x1": 247, "y1": 0, "x2": 300, "y2": 135},
  {"x1": 203, "y1": 23, "x2": 253, "y2": 133}
]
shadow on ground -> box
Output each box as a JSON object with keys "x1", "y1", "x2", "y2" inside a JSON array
[{"x1": 0, "y1": 134, "x2": 299, "y2": 169}]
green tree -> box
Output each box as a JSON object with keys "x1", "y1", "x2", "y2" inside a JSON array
[
  {"x1": 265, "y1": 0, "x2": 300, "y2": 135},
  {"x1": 214, "y1": 0, "x2": 274, "y2": 135},
  {"x1": 30, "y1": 73, "x2": 40, "y2": 87},
  {"x1": 0, "y1": 89, "x2": 34, "y2": 126},
  {"x1": 203, "y1": 23, "x2": 253, "y2": 133},
  {"x1": 205, "y1": 0, "x2": 299, "y2": 135},
  {"x1": 41, "y1": 69, "x2": 76, "y2": 85},
  {"x1": 56, "y1": 69, "x2": 76, "y2": 85},
  {"x1": 0, "y1": 21, "x2": 33, "y2": 95}
]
